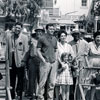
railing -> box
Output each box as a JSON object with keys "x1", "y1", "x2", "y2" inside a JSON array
[
  {"x1": 5, "y1": 60, "x2": 12, "y2": 100},
  {"x1": 74, "y1": 55, "x2": 100, "y2": 100}
]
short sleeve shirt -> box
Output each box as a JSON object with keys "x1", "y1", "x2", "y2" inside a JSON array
[
  {"x1": 69, "y1": 39, "x2": 89, "y2": 57},
  {"x1": 88, "y1": 41, "x2": 100, "y2": 67},
  {"x1": 37, "y1": 34, "x2": 57, "y2": 63}
]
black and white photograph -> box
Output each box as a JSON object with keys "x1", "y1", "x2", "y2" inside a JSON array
[{"x1": 0, "y1": 0, "x2": 100, "y2": 100}]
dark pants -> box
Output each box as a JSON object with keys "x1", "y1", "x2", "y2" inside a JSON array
[
  {"x1": 10, "y1": 67, "x2": 24, "y2": 99},
  {"x1": 28, "y1": 57, "x2": 40, "y2": 96},
  {"x1": 70, "y1": 77, "x2": 76, "y2": 100},
  {"x1": 10, "y1": 53, "x2": 24, "y2": 99}
]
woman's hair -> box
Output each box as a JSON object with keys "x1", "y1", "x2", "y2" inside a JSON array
[
  {"x1": 58, "y1": 30, "x2": 67, "y2": 39},
  {"x1": 93, "y1": 31, "x2": 100, "y2": 39}
]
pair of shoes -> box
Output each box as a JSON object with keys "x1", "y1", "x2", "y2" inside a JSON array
[
  {"x1": 24, "y1": 93, "x2": 29, "y2": 97},
  {"x1": 17, "y1": 95, "x2": 22, "y2": 100},
  {"x1": 33, "y1": 96, "x2": 38, "y2": 99},
  {"x1": 26, "y1": 94, "x2": 33, "y2": 99}
]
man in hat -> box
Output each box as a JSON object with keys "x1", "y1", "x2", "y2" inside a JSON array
[
  {"x1": 23, "y1": 29, "x2": 40, "y2": 99},
  {"x1": 69, "y1": 29, "x2": 89, "y2": 100},
  {"x1": 35, "y1": 26, "x2": 45, "y2": 39}
]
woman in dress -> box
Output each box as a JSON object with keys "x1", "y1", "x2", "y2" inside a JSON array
[
  {"x1": 87, "y1": 31, "x2": 100, "y2": 100},
  {"x1": 55, "y1": 30, "x2": 75, "y2": 100}
]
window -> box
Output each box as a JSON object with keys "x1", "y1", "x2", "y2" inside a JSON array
[{"x1": 82, "y1": 0, "x2": 87, "y2": 6}]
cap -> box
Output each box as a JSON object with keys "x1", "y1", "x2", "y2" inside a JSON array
[{"x1": 71, "y1": 29, "x2": 80, "y2": 35}]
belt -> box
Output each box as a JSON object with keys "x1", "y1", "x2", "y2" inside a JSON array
[
  {"x1": 46, "y1": 60, "x2": 55, "y2": 64},
  {"x1": 30, "y1": 56, "x2": 37, "y2": 59}
]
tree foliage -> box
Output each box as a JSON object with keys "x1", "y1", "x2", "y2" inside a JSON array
[
  {"x1": 94, "y1": 1, "x2": 100, "y2": 16},
  {"x1": 3, "y1": 0, "x2": 43, "y2": 30}
]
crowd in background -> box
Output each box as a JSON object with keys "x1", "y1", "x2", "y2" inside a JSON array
[{"x1": 5, "y1": 22, "x2": 100, "y2": 100}]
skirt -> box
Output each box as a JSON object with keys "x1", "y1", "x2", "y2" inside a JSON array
[{"x1": 56, "y1": 68, "x2": 73, "y2": 85}]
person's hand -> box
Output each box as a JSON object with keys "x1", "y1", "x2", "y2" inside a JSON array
[
  {"x1": 91, "y1": 73, "x2": 96, "y2": 79},
  {"x1": 21, "y1": 61, "x2": 26, "y2": 67},
  {"x1": 25, "y1": 70, "x2": 28, "y2": 80},
  {"x1": 42, "y1": 59, "x2": 46, "y2": 63},
  {"x1": 61, "y1": 63, "x2": 66, "y2": 70}
]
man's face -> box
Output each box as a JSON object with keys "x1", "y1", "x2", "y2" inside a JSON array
[
  {"x1": 47, "y1": 26, "x2": 54, "y2": 35},
  {"x1": 36, "y1": 30, "x2": 43, "y2": 39},
  {"x1": 73, "y1": 33, "x2": 80, "y2": 42},
  {"x1": 15, "y1": 25, "x2": 22, "y2": 35}
]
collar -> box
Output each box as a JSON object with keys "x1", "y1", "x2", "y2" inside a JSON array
[
  {"x1": 93, "y1": 41, "x2": 100, "y2": 50},
  {"x1": 11, "y1": 32, "x2": 22, "y2": 39},
  {"x1": 72, "y1": 39, "x2": 81, "y2": 44},
  {"x1": 46, "y1": 33, "x2": 53, "y2": 39}
]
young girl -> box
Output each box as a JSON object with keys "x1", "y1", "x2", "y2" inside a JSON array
[{"x1": 56, "y1": 52, "x2": 74, "y2": 100}]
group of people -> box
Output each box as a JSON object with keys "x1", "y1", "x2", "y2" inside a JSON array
[{"x1": 5, "y1": 22, "x2": 100, "y2": 100}]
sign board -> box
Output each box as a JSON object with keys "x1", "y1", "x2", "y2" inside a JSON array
[
  {"x1": 40, "y1": 9, "x2": 50, "y2": 24},
  {"x1": 61, "y1": 15, "x2": 80, "y2": 21}
]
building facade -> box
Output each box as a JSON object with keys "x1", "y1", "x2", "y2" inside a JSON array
[
  {"x1": 54, "y1": 0, "x2": 92, "y2": 16},
  {"x1": 39, "y1": 0, "x2": 60, "y2": 26},
  {"x1": 53, "y1": 0, "x2": 93, "y2": 32}
]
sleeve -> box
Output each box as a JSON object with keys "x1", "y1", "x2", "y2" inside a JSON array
[
  {"x1": 22, "y1": 50, "x2": 30, "y2": 62},
  {"x1": 37, "y1": 38, "x2": 43, "y2": 48},
  {"x1": 54, "y1": 38, "x2": 58, "y2": 49},
  {"x1": 24, "y1": 35, "x2": 29, "y2": 53},
  {"x1": 84, "y1": 42, "x2": 90, "y2": 56},
  {"x1": 69, "y1": 45, "x2": 75, "y2": 58},
  {"x1": 5, "y1": 34, "x2": 9, "y2": 61},
  {"x1": 87, "y1": 42, "x2": 92, "y2": 56},
  {"x1": 22, "y1": 35, "x2": 29, "y2": 61}
]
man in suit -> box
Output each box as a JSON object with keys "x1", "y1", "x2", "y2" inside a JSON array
[{"x1": 6, "y1": 22, "x2": 29, "y2": 100}]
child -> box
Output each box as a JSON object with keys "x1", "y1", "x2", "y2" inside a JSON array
[{"x1": 56, "y1": 52, "x2": 73, "y2": 100}]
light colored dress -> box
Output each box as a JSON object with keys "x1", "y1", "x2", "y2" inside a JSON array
[
  {"x1": 56, "y1": 42, "x2": 74, "y2": 85},
  {"x1": 84, "y1": 41, "x2": 100, "y2": 85},
  {"x1": 56, "y1": 62, "x2": 73, "y2": 85},
  {"x1": 88, "y1": 41, "x2": 100, "y2": 74}
]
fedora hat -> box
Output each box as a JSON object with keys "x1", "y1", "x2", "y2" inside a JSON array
[{"x1": 35, "y1": 26, "x2": 44, "y2": 32}]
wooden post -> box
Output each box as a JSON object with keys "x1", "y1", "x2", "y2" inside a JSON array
[
  {"x1": 5, "y1": 59, "x2": 12, "y2": 100},
  {"x1": 79, "y1": 84, "x2": 86, "y2": 100}
]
